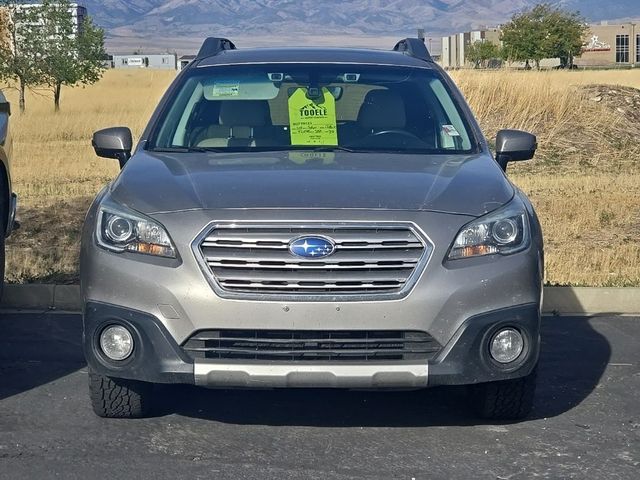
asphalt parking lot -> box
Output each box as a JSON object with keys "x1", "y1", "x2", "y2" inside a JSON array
[{"x1": 0, "y1": 312, "x2": 638, "y2": 479}]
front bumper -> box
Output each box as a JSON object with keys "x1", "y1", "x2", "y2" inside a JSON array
[
  {"x1": 82, "y1": 205, "x2": 542, "y2": 389},
  {"x1": 83, "y1": 301, "x2": 540, "y2": 388}
]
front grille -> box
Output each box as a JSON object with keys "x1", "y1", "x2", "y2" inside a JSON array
[
  {"x1": 196, "y1": 224, "x2": 429, "y2": 298},
  {"x1": 182, "y1": 329, "x2": 442, "y2": 361}
]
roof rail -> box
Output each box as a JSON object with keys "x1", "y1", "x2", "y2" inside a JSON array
[
  {"x1": 196, "y1": 37, "x2": 236, "y2": 60},
  {"x1": 393, "y1": 38, "x2": 432, "y2": 62}
]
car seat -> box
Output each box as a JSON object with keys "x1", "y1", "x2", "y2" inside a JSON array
[{"x1": 196, "y1": 100, "x2": 272, "y2": 148}]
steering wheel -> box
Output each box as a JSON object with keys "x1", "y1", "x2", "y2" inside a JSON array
[{"x1": 366, "y1": 130, "x2": 422, "y2": 141}]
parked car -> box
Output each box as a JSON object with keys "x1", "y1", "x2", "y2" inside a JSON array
[
  {"x1": 83, "y1": 38, "x2": 543, "y2": 419},
  {"x1": 0, "y1": 91, "x2": 18, "y2": 297}
]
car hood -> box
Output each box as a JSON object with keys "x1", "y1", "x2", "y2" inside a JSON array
[{"x1": 109, "y1": 150, "x2": 513, "y2": 217}]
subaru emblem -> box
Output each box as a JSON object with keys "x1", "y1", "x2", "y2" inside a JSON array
[{"x1": 289, "y1": 236, "x2": 336, "y2": 259}]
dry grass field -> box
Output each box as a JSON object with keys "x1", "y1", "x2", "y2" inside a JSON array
[{"x1": 2, "y1": 68, "x2": 639, "y2": 286}]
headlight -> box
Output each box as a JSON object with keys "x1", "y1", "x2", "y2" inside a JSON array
[
  {"x1": 96, "y1": 199, "x2": 176, "y2": 258},
  {"x1": 448, "y1": 201, "x2": 529, "y2": 260}
]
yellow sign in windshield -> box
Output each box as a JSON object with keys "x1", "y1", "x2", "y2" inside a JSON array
[{"x1": 288, "y1": 87, "x2": 338, "y2": 146}]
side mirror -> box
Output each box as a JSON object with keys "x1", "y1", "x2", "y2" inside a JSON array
[
  {"x1": 495, "y1": 129, "x2": 537, "y2": 171},
  {"x1": 92, "y1": 127, "x2": 133, "y2": 169},
  {"x1": 0, "y1": 101, "x2": 10, "y2": 116}
]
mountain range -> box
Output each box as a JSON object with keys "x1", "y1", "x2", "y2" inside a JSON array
[{"x1": 80, "y1": 0, "x2": 640, "y2": 53}]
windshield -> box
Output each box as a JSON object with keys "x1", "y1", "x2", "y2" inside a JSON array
[{"x1": 149, "y1": 64, "x2": 477, "y2": 154}]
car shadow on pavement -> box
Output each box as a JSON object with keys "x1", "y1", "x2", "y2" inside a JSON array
[
  {"x1": 155, "y1": 316, "x2": 611, "y2": 426},
  {"x1": 0, "y1": 313, "x2": 611, "y2": 426},
  {"x1": 0, "y1": 312, "x2": 85, "y2": 401}
]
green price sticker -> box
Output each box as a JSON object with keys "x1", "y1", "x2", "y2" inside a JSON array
[{"x1": 288, "y1": 87, "x2": 338, "y2": 146}]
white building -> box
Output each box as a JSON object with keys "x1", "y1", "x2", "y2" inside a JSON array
[
  {"x1": 113, "y1": 54, "x2": 177, "y2": 70},
  {"x1": 441, "y1": 27, "x2": 502, "y2": 68},
  {"x1": 13, "y1": 3, "x2": 87, "y2": 35},
  {"x1": 178, "y1": 54, "x2": 196, "y2": 71}
]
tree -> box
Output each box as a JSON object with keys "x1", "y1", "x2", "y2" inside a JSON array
[
  {"x1": 38, "y1": 0, "x2": 106, "y2": 111},
  {"x1": 500, "y1": 4, "x2": 549, "y2": 69},
  {"x1": 0, "y1": 2, "x2": 46, "y2": 113},
  {"x1": 0, "y1": 7, "x2": 8, "y2": 48},
  {"x1": 466, "y1": 40, "x2": 501, "y2": 69},
  {"x1": 543, "y1": 8, "x2": 588, "y2": 68},
  {"x1": 501, "y1": 3, "x2": 588, "y2": 70}
]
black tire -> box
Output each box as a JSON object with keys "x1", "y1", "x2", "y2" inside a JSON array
[
  {"x1": 470, "y1": 366, "x2": 537, "y2": 420},
  {"x1": 88, "y1": 372, "x2": 153, "y2": 418},
  {"x1": 0, "y1": 193, "x2": 6, "y2": 301},
  {"x1": 0, "y1": 228, "x2": 5, "y2": 301}
]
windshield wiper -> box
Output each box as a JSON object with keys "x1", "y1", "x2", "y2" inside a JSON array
[
  {"x1": 149, "y1": 146, "x2": 226, "y2": 153},
  {"x1": 313, "y1": 146, "x2": 448, "y2": 155},
  {"x1": 310, "y1": 146, "x2": 358, "y2": 153}
]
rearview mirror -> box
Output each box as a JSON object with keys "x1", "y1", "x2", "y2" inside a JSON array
[
  {"x1": 92, "y1": 127, "x2": 133, "y2": 169},
  {"x1": 495, "y1": 129, "x2": 537, "y2": 171}
]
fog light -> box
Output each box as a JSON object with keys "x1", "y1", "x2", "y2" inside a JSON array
[
  {"x1": 100, "y1": 325, "x2": 134, "y2": 361},
  {"x1": 490, "y1": 328, "x2": 524, "y2": 364}
]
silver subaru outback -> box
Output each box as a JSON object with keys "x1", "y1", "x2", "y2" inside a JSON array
[{"x1": 82, "y1": 38, "x2": 543, "y2": 419}]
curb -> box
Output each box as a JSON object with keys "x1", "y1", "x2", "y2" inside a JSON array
[
  {"x1": 1, "y1": 285, "x2": 639, "y2": 316},
  {"x1": 541, "y1": 286, "x2": 640, "y2": 316},
  {"x1": 1, "y1": 284, "x2": 81, "y2": 311}
]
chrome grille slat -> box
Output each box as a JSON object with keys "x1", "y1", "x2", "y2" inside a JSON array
[
  {"x1": 182, "y1": 329, "x2": 442, "y2": 361},
  {"x1": 201, "y1": 242, "x2": 289, "y2": 249},
  {"x1": 205, "y1": 249, "x2": 416, "y2": 265},
  {"x1": 208, "y1": 261, "x2": 418, "y2": 270},
  {"x1": 204, "y1": 230, "x2": 417, "y2": 244},
  {"x1": 201, "y1": 241, "x2": 424, "y2": 250},
  {"x1": 205, "y1": 249, "x2": 422, "y2": 263},
  {"x1": 217, "y1": 282, "x2": 404, "y2": 290},
  {"x1": 214, "y1": 269, "x2": 410, "y2": 283},
  {"x1": 196, "y1": 223, "x2": 429, "y2": 298},
  {"x1": 335, "y1": 242, "x2": 423, "y2": 248}
]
